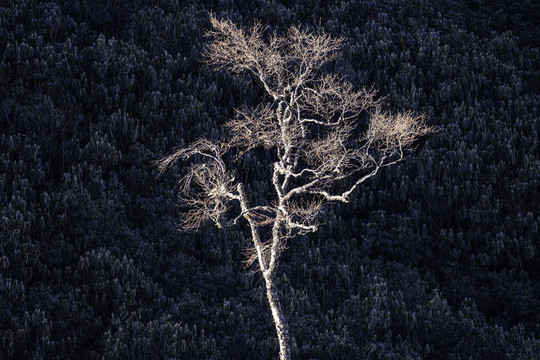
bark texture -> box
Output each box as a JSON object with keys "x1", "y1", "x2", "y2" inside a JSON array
[{"x1": 263, "y1": 271, "x2": 291, "y2": 360}]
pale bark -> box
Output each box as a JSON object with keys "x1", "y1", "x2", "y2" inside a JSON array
[{"x1": 263, "y1": 270, "x2": 291, "y2": 360}]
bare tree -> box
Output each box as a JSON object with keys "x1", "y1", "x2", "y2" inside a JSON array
[{"x1": 157, "y1": 16, "x2": 432, "y2": 360}]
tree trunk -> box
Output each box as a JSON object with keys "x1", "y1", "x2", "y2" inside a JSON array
[{"x1": 263, "y1": 271, "x2": 292, "y2": 360}]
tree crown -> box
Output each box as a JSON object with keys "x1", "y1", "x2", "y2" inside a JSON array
[{"x1": 157, "y1": 16, "x2": 431, "y2": 261}]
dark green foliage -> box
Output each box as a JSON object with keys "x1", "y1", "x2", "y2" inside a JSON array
[{"x1": 0, "y1": 0, "x2": 538, "y2": 358}]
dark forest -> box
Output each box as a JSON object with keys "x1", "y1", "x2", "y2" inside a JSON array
[{"x1": 0, "y1": 0, "x2": 539, "y2": 359}]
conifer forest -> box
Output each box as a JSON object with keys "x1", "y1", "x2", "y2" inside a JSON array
[{"x1": 1, "y1": 0, "x2": 539, "y2": 359}]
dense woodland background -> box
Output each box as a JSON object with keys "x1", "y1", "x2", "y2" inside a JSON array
[{"x1": 1, "y1": 0, "x2": 539, "y2": 358}]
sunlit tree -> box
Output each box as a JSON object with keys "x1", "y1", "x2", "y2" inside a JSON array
[{"x1": 157, "y1": 15, "x2": 431, "y2": 360}]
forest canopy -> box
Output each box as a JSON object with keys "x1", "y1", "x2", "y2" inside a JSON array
[{"x1": 0, "y1": 0, "x2": 538, "y2": 359}]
